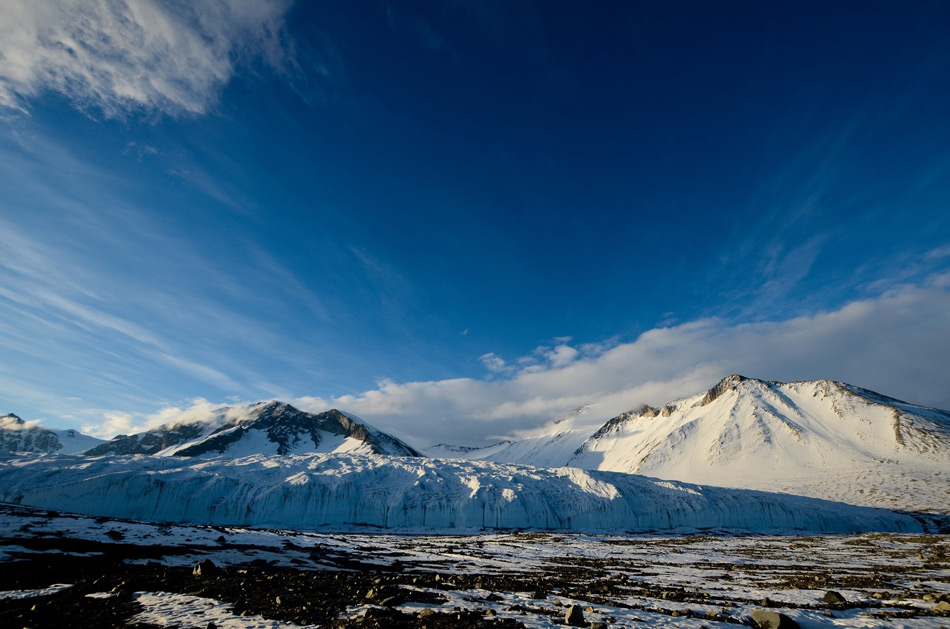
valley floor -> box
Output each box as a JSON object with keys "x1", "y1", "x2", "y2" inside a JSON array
[{"x1": 1, "y1": 503, "x2": 948, "y2": 628}]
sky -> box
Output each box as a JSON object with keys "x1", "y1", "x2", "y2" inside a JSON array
[{"x1": 0, "y1": 0, "x2": 949, "y2": 447}]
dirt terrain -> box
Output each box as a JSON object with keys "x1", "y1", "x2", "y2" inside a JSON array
[{"x1": 1, "y1": 503, "x2": 949, "y2": 628}]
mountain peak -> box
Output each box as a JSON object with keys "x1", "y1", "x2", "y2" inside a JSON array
[
  {"x1": 701, "y1": 374, "x2": 751, "y2": 406},
  {"x1": 1, "y1": 413, "x2": 24, "y2": 426}
]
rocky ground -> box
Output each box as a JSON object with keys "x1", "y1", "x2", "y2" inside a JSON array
[{"x1": 1, "y1": 503, "x2": 949, "y2": 628}]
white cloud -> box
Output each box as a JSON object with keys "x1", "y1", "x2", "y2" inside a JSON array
[
  {"x1": 0, "y1": 0, "x2": 294, "y2": 117},
  {"x1": 82, "y1": 411, "x2": 142, "y2": 437},
  {"x1": 479, "y1": 352, "x2": 508, "y2": 373},
  {"x1": 80, "y1": 277, "x2": 950, "y2": 448},
  {"x1": 308, "y1": 277, "x2": 950, "y2": 446}
]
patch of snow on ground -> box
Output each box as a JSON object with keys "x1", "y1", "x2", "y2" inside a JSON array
[
  {"x1": 130, "y1": 591, "x2": 309, "y2": 628},
  {"x1": 0, "y1": 583, "x2": 73, "y2": 599}
]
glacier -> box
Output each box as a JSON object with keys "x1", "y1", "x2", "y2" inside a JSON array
[{"x1": 0, "y1": 452, "x2": 927, "y2": 534}]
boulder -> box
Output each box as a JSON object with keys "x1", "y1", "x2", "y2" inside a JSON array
[
  {"x1": 751, "y1": 609, "x2": 800, "y2": 629},
  {"x1": 193, "y1": 559, "x2": 217, "y2": 577},
  {"x1": 564, "y1": 604, "x2": 586, "y2": 626},
  {"x1": 822, "y1": 590, "x2": 846, "y2": 604}
]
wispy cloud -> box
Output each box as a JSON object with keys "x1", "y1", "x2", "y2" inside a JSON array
[
  {"x1": 0, "y1": 0, "x2": 294, "y2": 117},
  {"x1": 0, "y1": 129, "x2": 342, "y2": 419}
]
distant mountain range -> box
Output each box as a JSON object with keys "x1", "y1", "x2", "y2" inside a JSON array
[
  {"x1": 1, "y1": 413, "x2": 105, "y2": 455},
  {"x1": 4, "y1": 376, "x2": 949, "y2": 514}
]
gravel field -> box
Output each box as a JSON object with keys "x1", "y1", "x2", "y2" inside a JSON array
[{"x1": 1, "y1": 503, "x2": 949, "y2": 628}]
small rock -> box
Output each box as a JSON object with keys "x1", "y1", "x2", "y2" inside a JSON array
[
  {"x1": 193, "y1": 559, "x2": 217, "y2": 577},
  {"x1": 935, "y1": 600, "x2": 950, "y2": 613},
  {"x1": 417, "y1": 608, "x2": 436, "y2": 618},
  {"x1": 822, "y1": 590, "x2": 846, "y2": 604},
  {"x1": 207, "y1": 623, "x2": 217, "y2": 629},
  {"x1": 485, "y1": 592, "x2": 503, "y2": 602},
  {"x1": 751, "y1": 609, "x2": 800, "y2": 629},
  {"x1": 590, "y1": 623, "x2": 608, "y2": 629},
  {"x1": 565, "y1": 604, "x2": 586, "y2": 627}
]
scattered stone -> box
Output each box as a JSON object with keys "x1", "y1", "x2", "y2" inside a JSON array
[
  {"x1": 822, "y1": 590, "x2": 847, "y2": 604},
  {"x1": 935, "y1": 600, "x2": 950, "y2": 613},
  {"x1": 751, "y1": 609, "x2": 800, "y2": 629},
  {"x1": 565, "y1": 604, "x2": 586, "y2": 627},
  {"x1": 193, "y1": 559, "x2": 217, "y2": 576},
  {"x1": 207, "y1": 623, "x2": 217, "y2": 629},
  {"x1": 485, "y1": 592, "x2": 503, "y2": 602},
  {"x1": 418, "y1": 608, "x2": 436, "y2": 618},
  {"x1": 590, "y1": 622, "x2": 608, "y2": 629}
]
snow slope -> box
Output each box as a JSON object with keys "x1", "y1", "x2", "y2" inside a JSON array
[
  {"x1": 568, "y1": 376, "x2": 950, "y2": 513},
  {"x1": 85, "y1": 402, "x2": 419, "y2": 458},
  {"x1": 0, "y1": 414, "x2": 105, "y2": 455},
  {"x1": 0, "y1": 452, "x2": 928, "y2": 533},
  {"x1": 428, "y1": 376, "x2": 950, "y2": 513}
]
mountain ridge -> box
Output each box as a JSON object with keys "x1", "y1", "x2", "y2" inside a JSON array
[{"x1": 85, "y1": 402, "x2": 420, "y2": 458}]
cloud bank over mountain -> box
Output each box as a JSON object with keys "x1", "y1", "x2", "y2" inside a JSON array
[{"x1": 101, "y1": 274, "x2": 950, "y2": 446}]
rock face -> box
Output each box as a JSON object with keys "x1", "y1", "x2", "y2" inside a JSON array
[{"x1": 85, "y1": 402, "x2": 420, "y2": 458}]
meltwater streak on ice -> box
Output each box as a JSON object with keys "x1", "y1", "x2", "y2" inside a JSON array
[{"x1": 0, "y1": 453, "x2": 925, "y2": 534}]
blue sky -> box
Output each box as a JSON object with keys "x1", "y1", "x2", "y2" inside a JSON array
[{"x1": 1, "y1": 1, "x2": 949, "y2": 445}]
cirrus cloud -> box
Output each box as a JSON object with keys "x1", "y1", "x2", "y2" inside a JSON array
[{"x1": 0, "y1": 0, "x2": 294, "y2": 117}]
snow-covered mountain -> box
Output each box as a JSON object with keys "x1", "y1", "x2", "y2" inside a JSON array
[
  {"x1": 0, "y1": 413, "x2": 105, "y2": 455},
  {"x1": 432, "y1": 376, "x2": 950, "y2": 513},
  {"x1": 85, "y1": 402, "x2": 419, "y2": 458},
  {"x1": 0, "y1": 452, "x2": 929, "y2": 534}
]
